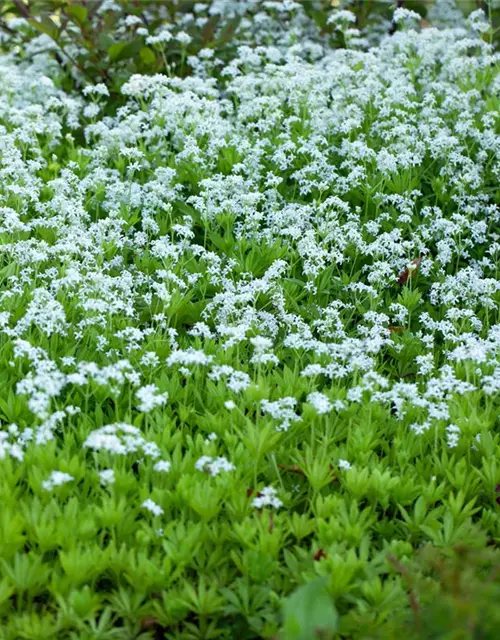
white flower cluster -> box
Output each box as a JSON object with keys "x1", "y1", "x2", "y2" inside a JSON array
[
  {"x1": 99, "y1": 468, "x2": 115, "y2": 486},
  {"x1": 142, "y1": 499, "x2": 164, "y2": 516},
  {"x1": 251, "y1": 487, "x2": 283, "y2": 509},
  {"x1": 135, "y1": 384, "x2": 168, "y2": 413},
  {"x1": 42, "y1": 471, "x2": 74, "y2": 491},
  {"x1": 261, "y1": 398, "x2": 301, "y2": 431},
  {"x1": 0, "y1": 4, "x2": 497, "y2": 538},
  {"x1": 195, "y1": 455, "x2": 235, "y2": 476},
  {"x1": 83, "y1": 424, "x2": 160, "y2": 458},
  {"x1": 307, "y1": 392, "x2": 334, "y2": 415}
]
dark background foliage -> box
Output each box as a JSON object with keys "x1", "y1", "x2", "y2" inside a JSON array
[{"x1": 1, "y1": 0, "x2": 497, "y2": 96}]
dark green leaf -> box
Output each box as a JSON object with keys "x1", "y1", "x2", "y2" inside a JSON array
[
  {"x1": 107, "y1": 41, "x2": 125, "y2": 61},
  {"x1": 108, "y1": 38, "x2": 142, "y2": 62}
]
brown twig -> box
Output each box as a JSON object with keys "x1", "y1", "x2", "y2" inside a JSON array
[{"x1": 12, "y1": 0, "x2": 30, "y2": 19}]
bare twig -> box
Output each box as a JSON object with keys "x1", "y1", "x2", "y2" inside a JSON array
[
  {"x1": 12, "y1": 0, "x2": 30, "y2": 20},
  {"x1": 88, "y1": 0, "x2": 106, "y2": 21},
  {"x1": 0, "y1": 19, "x2": 17, "y2": 36}
]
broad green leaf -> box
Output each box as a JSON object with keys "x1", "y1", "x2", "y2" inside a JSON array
[
  {"x1": 139, "y1": 46, "x2": 156, "y2": 65},
  {"x1": 107, "y1": 41, "x2": 126, "y2": 61},
  {"x1": 282, "y1": 578, "x2": 338, "y2": 640},
  {"x1": 65, "y1": 5, "x2": 88, "y2": 24},
  {"x1": 108, "y1": 38, "x2": 142, "y2": 62}
]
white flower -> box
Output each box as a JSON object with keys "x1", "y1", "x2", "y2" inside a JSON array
[
  {"x1": 99, "y1": 469, "x2": 115, "y2": 486},
  {"x1": 83, "y1": 423, "x2": 159, "y2": 458},
  {"x1": 176, "y1": 31, "x2": 192, "y2": 45},
  {"x1": 416, "y1": 353, "x2": 435, "y2": 376},
  {"x1": 195, "y1": 455, "x2": 235, "y2": 476},
  {"x1": 83, "y1": 103, "x2": 100, "y2": 119},
  {"x1": 261, "y1": 397, "x2": 301, "y2": 431},
  {"x1": 135, "y1": 384, "x2": 168, "y2": 413},
  {"x1": 307, "y1": 392, "x2": 333, "y2": 415},
  {"x1": 153, "y1": 460, "x2": 171, "y2": 472},
  {"x1": 142, "y1": 499, "x2": 164, "y2": 516},
  {"x1": 327, "y1": 10, "x2": 356, "y2": 26},
  {"x1": 446, "y1": 424, "x2": 461, "y2": 448},
  {"x1": 16, "y1": 288, "x2": 67, "y2": 337},
  {"x1": 42, "y1": 471, "x2": 74, "y2": 491},
  {"x1": 252, "y1": 487, "x2": 283, "y2": 509},
  {"x1": 411, "y1": 421, "x2": 431, "y2": 436},
  {"x1": 338, "y1": 459, "x2": 352, "y2": 470},
  {"x1": 167, "y1": 349, "x2": 213, "y2": 368},
  {"x1": 250, "y1": 336, "x2": 279, "y2": 366},
  {"x1": 146, "y1": 29, "x2": 173, "y2": 45},
  {"x1": 393, "y1": 7, "x2": 421, "y2": 26},
  {"x1": 467, "y1": 9, "x2": 490, "y2": 33},
  {"x1": 209, "y1": 366, "x2": 251, "y2": 392},
  {"x1": 124, "y1": 15, "x2": 143, "y2": 27},
  {"x1": 82, "y1": 83, "x2": 109, "y2": 97}
]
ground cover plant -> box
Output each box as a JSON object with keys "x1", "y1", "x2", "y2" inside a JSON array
[{"x1": 0, "y1": 1, "x2": 500, "y2": 638}]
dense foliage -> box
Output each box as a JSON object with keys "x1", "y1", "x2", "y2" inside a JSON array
[
  {"x1": 3, "y1": 0, "x2": 495, "y2": 92},
  {"x1": 0, "y1": 1, "x2": 499, "y2": 639}
]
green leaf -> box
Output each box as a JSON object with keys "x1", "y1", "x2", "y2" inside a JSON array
[
  {"x1": 65, "y1": 4, "x2": 88, "y2": 24},
  {"x1": 108, "y1": 39, "x2": 142, "y2": 62},
  {"x1": 27, "y1": 16, "x2": 59, "y2": 41},
  {"x1": 283, "y1": 578, "x2": 338, "y2": 640},
  {"x1": 139, "y1": 46, "x2": 156, "y2": 65},
  {"x1": 405, "y1": 0, "x2": 427, "y2": 18},
  {"x1": 282, "y1": 578, "x2": 338, "y2": 640},
  {"x1": 108, "y1": 41, "x2": 126, "y2": 61},
  {"x1": 1, "y1": 3, "x2": 17, "y2": 18}
]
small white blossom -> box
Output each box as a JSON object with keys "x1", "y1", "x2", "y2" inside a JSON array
[
  {"x1": 135, "y1": 384, "x2": 168, "y2": 413},
  {"x1": 252, "y1": 487, "x2": 283, "y2": 509},
  {"x1": 446, "y1": 424, "x2": 461, "y2": 448},
  {"x1": 307, "y1": 392, "x2": 333, "y2": 415},
  {"x1": 176, "y1": 31, "x2": 192, "y2": 45},
  {"x1": 261, "y1": 397, "x2": 301, "y2": 431},
  {"x1": 195, "y1": 455, "x2": 235, "y2": 476},
  {"x1": 99, "y1": 469, "x2": 115, "y2": 486},
  {"x1": 42, "y1": 471, "x2": 74, "y2": 491},
  {"x1": 153, "y1": 460, "x2": 171, "y2": 472},
  {"x1": 338, "y1": 459, "x2": 352, "y2": 470},
  {"x1": 82, "y1": 83, "x2": 109, "y2": 97},
  {"x1": 142, "y1": 499, "x2": 164, "y2": 516}
]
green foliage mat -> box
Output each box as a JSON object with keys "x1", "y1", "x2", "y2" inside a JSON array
[{"x1": 0, "y1": 2, "x2": 499, "y2": 639}]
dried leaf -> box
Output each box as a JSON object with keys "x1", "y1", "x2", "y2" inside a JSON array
[
  {"x1": 313, "y1": 548, "x2": 328, "y2": 561},
  {"x1": 278, "y1": 463, "x2": 305, "y2": 476}
]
